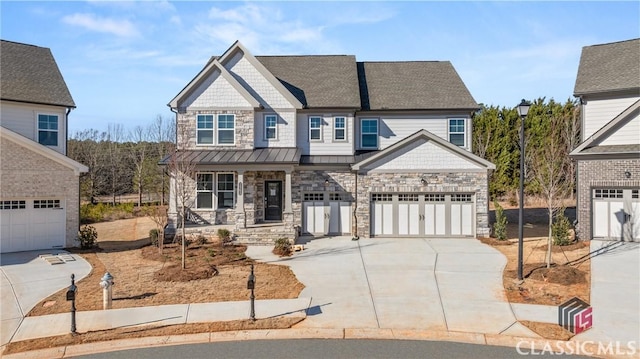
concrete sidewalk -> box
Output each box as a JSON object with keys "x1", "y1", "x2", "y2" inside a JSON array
[{"x1": 1, "y1": 250, "x2": 91, "y2": 346}]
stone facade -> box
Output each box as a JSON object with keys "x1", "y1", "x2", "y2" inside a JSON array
[
  {"x1": 576, "y1": 158, "x2": 640, "y2": 240},
  {"x1": 0, "y1": 137, "x2": 81, "y2": 247},
  {"x1": 355, "y1": 171, "x2": 491, "y2": 238},
  {"x1": 176, "y1": 109, "x2": 254, "y2": 150}
]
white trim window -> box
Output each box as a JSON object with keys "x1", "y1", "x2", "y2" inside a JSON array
[
  {"x1": 217, "y1": 173, "x2": 235, "y2": 209},
  {"x1": 38, "y1": 114, "x2": 59, "y2": 146},
  {"x1": 361, "y1": 118, "x2": 378, "y2": 149},
  {"x1": 265, "y1": 115, "x2": 277, "y2": 140},
  {"x1": 217, "y1": 114, "x2": 235, "y2": 145},
  {"x1": 449, "y1": 118, "x2": 466, "y2": 147},
  {"x1": 309, "y1": 116, "x2": 322, "y2": 141},
  {"x1": 334, "y1": 117, "x2": 346, "y2": 141},
  {"x1": 196, "y1": 115, "x2": 214, "y2": 145},
  {"x1": 196, "y1": 173, "x2": 214, "y2": 208}
]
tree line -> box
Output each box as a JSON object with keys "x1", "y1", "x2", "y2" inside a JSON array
[{"x1": 68, "y1": 116, "x2": 175, "y2": 206}]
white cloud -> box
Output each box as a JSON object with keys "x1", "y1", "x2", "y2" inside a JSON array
[{"x1": 62, "y1": 13, "x2": 139, "y2": 38}]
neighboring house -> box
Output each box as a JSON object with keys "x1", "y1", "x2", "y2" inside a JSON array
[
  {"x1": 571, "y1": 38, "x2": 640, "y2": 241},
  {"x1": 165, "y1": 41, "x2": 494, "y2": 242},
  {"x1": 0, "y1": 40, "x2": 88, "y2": 253}
]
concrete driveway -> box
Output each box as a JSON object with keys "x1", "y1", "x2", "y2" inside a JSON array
[
  {"x1": 0, "y1": 250, "x2": 91, "y2": 346},
  {"x1": 573, "y1": 240, "x2": 640, "y2": 344},
  {"x1": 247, "y1": 237, "x2": 535, "y2": 337}
]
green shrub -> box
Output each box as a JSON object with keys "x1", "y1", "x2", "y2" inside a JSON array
[
  {"x1": 80, "y1": 203, "x2": 137, "y2": 224},
  {"x1": 217, "y1": 229, "x2": 231, "y2": 244},
  {"x1": 493, "y1": 201, "x2": 508, "y2": 241},
  {"x1": 273, "y1": 237, "x2": 292, "y2": 256},
  {"x1": 552, "y1": 211, "x2": 573, "y2": 246},
  {"x1": 149, "y1": 229, "x2": 159, "y2": 247},
  {"x1": 77, "y1": 225, "x2": 98, "y2": 249}
]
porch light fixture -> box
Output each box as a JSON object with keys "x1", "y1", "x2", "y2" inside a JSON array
[
  {"x1": 624, "y1": 171, "x2": 631, "y2": 179},
  {"x1": 325, "y1": 179, "x2": 330, "y2": 186},
  {"x1": 517, "y1": 99, "x2": 531, "y2": 282},
  {"x1": 420, "y1": 177, "x2": 427, "y2": 185}
]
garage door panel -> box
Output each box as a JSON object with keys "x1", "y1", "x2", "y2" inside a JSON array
[
  {"x1": 593, "y1": 201, "x2": 609, "y2": 238},
  {"x1": 609, "y1": 201, "x2": 625, "y2": 240},
  {"x1": 0, "y1": 200, "x2": 66, "y2": 253},
  {"x1": 424, "y1": 204, "x2": 435, "y2": 235},
  {"x1": 339, "y1": 202, "x2": 351, "y2": 234},
  {"x1": 461, "y1": 203, "x2": 473, "y2": 236},
  {"x1": 435, "y1": 204, "x2": 446, "y2": 236},
  {"x1": 632, "y1": 202, "x2": 640, "y2": 241},
  {"x1": 382, "y1": 203, "x2": 393, "y2": 235},
  {"x1": 451, "y1": 204, "x2": 461, "y2": 236}
]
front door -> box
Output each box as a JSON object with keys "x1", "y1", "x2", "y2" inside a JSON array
[{"x1": 265, "y1": 181, "x2": 283, "y2": 221}]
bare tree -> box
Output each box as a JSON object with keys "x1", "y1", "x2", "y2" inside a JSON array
[
  {"x1": 128, "y1": 125, "x2": 153, "y2": 206},
  {"x1": 167, "y1": 120, "x2": 195, "y2": 270},
  {"x1": 69, "y1": 129, "x2": 107, "y2": 202},
  {"x1": 561, "y1": 102, "x2": 581, "y2": 200},
  {"x1": 145, "y1": 205, "x2": 168, "y2": 254},
  {"x1": 528, "y1": 113, "x2": 572, "y2": 268},
  {"x1": 150, "y1": 115, "x2": 176, "y2": 205},
  {"x1": 105, "y1": 123, "x2": 128, "y2": 205}
]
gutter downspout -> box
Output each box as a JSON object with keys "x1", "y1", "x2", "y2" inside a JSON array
[{"x1": 352, "y1": 170, "x2": 359, "y2": 240}]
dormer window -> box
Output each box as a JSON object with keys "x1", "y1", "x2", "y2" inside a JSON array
[{"x1": 38, "y1": 114, "x2": 58, "y2": 146}]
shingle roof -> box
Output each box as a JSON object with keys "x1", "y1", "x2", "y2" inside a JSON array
[
  {"x1": 256, "y1": 55, "x2": 361, "y2": 108},
  {"x1": 574, "y1": 38, "x2": 640, "y2": 96},
  {"x1": 357, "y1": 61, "x2": 478, "y2": 110},
  {"x1": 0, "y1": 40, "x2": 75, "y2": 107}
]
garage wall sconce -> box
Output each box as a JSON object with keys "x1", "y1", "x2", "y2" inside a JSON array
[
  {"x1": 624, "y1": 171, "x2": 631, "y2": 179},
  {"x1": 420, "y1": 177, "x2": 427, "y2": 185}
]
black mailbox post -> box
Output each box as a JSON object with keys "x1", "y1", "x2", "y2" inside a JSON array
[
  {"x1": 247, "y1": 264, "x2": 255, "y2": 321},
  {"x1": 66, "y1": 274, "x2": 78, "y2": 334}
]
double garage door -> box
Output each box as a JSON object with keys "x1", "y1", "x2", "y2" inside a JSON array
[
  {"x1": 302, "y1": 192, "x2": 351, "y2": 235},
  {"x1": 592, "y1": 189, "x2": 639, "y2": 241},
  {"x1": 371, "y1": 193, "x2": 474, "y2": 237},
  {"x1": 0, "y1": 199, "x2": 66, "y2": 253}
]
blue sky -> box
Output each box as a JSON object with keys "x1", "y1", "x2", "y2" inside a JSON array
[{"x1": 2, "y1": 1, "x2": 639, "y2": 135}]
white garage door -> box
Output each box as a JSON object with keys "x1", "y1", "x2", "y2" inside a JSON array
[
  {"x1": 592, "y1": 189, "x2": 640, "y2": 241},
  {"x1": 371, "y1": 193, "x2": 474, "y2": 238},
  {"x1": 302, "y1": 192, "x2": 351, "y2": 235},
  {"x1": 1, "y1": 199, "x2": 66, "y2": 253}
]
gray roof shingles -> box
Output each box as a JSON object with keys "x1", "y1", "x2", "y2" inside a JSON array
[
  {"x1": 357, "y1": 61, "x2": 478, "y2": 110},
  {"x1": 574, "y1": 38, "x2": 640, "y2": 96},
  {"x1": 256, "y1": 55, "x2": 361, "y2": 108},
  {"x1": 1, "y1": 40, "x2": 75, "y2": 108}
]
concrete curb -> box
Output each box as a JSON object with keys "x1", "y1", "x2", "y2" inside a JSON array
[{"x1": 2, "y1": 328, "x2": 638, "y2": 359}]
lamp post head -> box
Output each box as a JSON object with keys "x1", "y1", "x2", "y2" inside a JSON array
[{"x1": 517, "y1": 99, "x2": 531, "y2": 118}]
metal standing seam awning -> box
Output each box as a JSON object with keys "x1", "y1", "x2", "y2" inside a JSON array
[{"x1": 160, "y1": 147, "x2": 301, "y2": 167}]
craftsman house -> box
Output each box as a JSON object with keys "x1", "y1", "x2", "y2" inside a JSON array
[
  {"x1": 571, "y1": 38, "x2": 640, "y2": 241},
  {"x1": 166, "y1": 41, "x2": 494, "y2": 242},
  {"x1": 0, "y1": 40, "x2": 88, "y2": 253}
]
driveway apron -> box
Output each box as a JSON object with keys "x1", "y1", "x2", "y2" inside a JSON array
[
  {"x1": 0, "y1": 250, "x2": 91, "y2": 346},
  {"x1": 247, "y1": 237, "x2": 519, "y2": 334},
  {"x1": 573, "y1": 240, "x2": 640, "y2": 344}
]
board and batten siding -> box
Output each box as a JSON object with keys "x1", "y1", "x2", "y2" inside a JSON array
[
  {"x1": 0, "y1": 101, "x2": 67, "y2": 155},
  {"x1": 296, "y1": 113, "x2": 355, "y2": 155},
  {"x1": 224, "y1": 51, "x2": 295, "y2": 110},
  {"x1": 254, "y1": 110, "x2": 297, "y2": 148},
  {"x1": 599, "y1": 113, "x2": 640, "y2": 146},
  {"x1": 583, "y1": 96, "x2": 639, "y2": 140},
  {"x1": 178, "y1": 69, "x2": 254, "y2": 109}
]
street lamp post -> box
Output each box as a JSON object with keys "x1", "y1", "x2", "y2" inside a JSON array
[{"x1": 517, "y1": 99, "x2": 531, "y2": 282}]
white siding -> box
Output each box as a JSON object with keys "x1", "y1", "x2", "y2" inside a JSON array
[
  {"x1": 0, "y1": 101, "x2": 67, "y2": 155},
  {"x1": 364, "y1": 138, "x2": 482, "y2": 172},
  {"x1": 180, "y1": 69, "x2": 254, "y2": 109},
  {"x1": 225, "y1": 52, "x2": 294, "y2": 109},
  {"x1": 355, "y1": 115, "x2": 470, "y2": 151},
  {"x1": 583, "y1": 96, "x2": 639, "y2": 140},
  {"x1": 600, "y1": 113, "x2": 640, "y2": 146},
  {"x1": 297, "y1": 113, "x2": 355, "y2": 155},
  {"x1": 254, "y1": 110, "x2": 297, "y2": 148}
]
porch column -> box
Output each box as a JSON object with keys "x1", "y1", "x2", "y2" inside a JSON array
[
  {"x1": 284, "y1": 169, "x2": 293, "y2": 213},
  {"x1": 236, "y1": 170, "x2": 246, "y2": 229}
]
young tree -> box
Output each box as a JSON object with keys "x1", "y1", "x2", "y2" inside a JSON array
[
  {"x1": 528, "y1": 107, "x2": 572, "y2": 268},
  {"x1": 168, "y1": 121, "x2": 195, "y2": 270}
]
